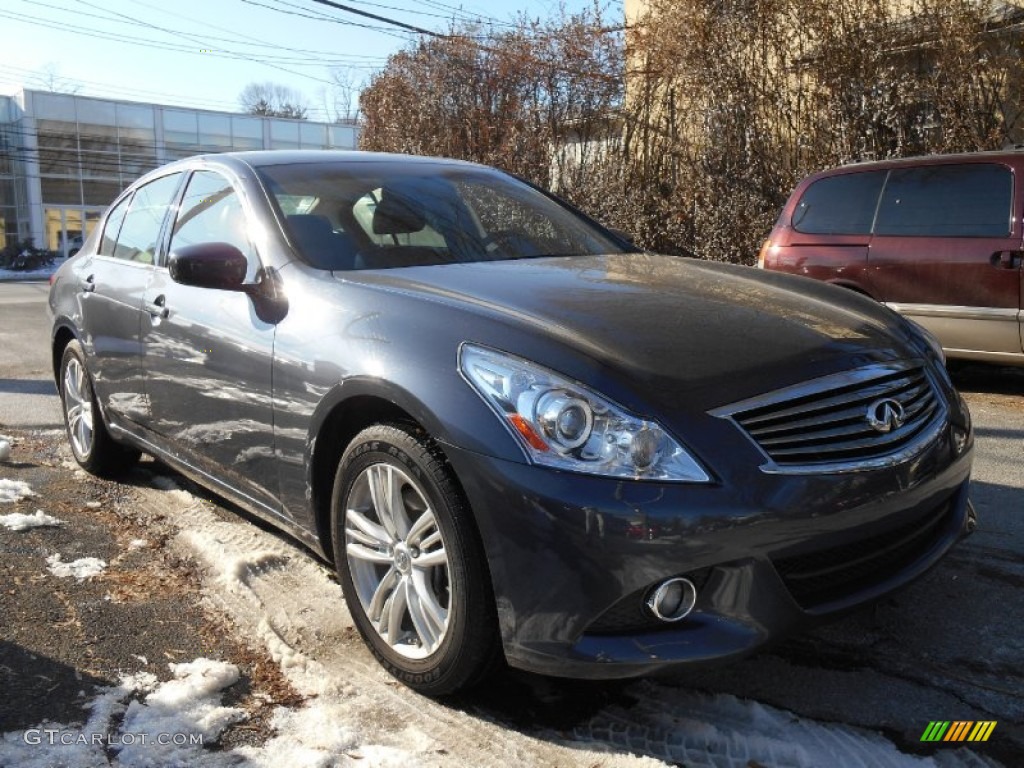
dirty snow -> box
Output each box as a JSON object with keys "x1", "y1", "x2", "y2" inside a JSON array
[
  {"x1": 0, "y1": 478, "x2": 35, "y2": 503},
  {"x1": 46, "y1": 553, "x2": 107, "y2": 580},
  {"x1": 0, "y1": 657, "x2": 428, "y2": 768},
  {"x1": 0, "y1": 439, "x2": 11, "y2": 461},
  {"x1": 0, "y1": 509, "x2": 63, "y2": 531}
]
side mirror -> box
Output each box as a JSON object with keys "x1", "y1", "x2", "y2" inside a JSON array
[{"x1": 168, "y1": 243, "x2": 248, "y2": 291}]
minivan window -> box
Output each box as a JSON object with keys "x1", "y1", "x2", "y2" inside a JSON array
[
  {"x1": 791, "y1": 171, "x2": 886, "y2": 235},
  {"x1": 111, "y1": 173, "x2": 183, "y2": 263},
  {"x1": 874, "y1": 164, "x2": 1013, "y2": 237}
]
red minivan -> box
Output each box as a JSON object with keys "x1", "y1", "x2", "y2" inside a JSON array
[{"x1": 760, "y1": 152, "x2": 1024, "y2": 366}]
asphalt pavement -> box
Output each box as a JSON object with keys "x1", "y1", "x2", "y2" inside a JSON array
[{"x1": 0, "y1": 281, "x2": 61, "y2": 429}]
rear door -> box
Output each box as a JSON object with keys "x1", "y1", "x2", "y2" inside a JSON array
[
  {"x1": 868, "y1": 162, "x2": 1022, "y2": 357},
  {"x1": 76, "y1": 173, "x2": 184, "y2": 423}
]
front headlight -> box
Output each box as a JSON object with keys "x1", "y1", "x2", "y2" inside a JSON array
[{"x1": 459, "y1": 344, "x2": 710, "y2": 482}]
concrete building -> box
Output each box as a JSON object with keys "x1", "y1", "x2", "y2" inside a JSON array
[{"x1": 0, "y1": 88, "x2": 359, "y2": 255}]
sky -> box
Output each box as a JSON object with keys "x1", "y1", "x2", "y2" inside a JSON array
[{"x1": 0, "y1": 0, "x2": 619, "y2": 122}]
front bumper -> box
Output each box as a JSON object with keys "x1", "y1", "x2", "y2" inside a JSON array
[{"x1": 443, "y1": 422, "x2": 973, "y2": 679}]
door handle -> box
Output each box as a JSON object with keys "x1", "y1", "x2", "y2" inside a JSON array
[
  {"x1": 991, "y1": 250, "x2": 1023, "y2": 269},
  {"x1": 145, "y1": 294, "x2": 169, "y2": 319},
  {"x1": 80, "y1": 274, "x2": 95, "y2": 293}
]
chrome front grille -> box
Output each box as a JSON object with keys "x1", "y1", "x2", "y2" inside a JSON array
[{"x1": 713, "y1": 362, "x2": 947, "y2": 473}]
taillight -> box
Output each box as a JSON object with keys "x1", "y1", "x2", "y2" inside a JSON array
[
  {"x1": 49, "y1": 272, "x2": 57, "y2": 286},
  {"x1": 756, "y1": 239, "x2": 771, "y2": 269}
]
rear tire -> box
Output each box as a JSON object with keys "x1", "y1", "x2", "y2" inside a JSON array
[
  {"x1": 331, "y1": 422, "x2": 499, "y2": 695},
  {"x1": 59, "y1": 340, "x2": 140, "y2": 476}
]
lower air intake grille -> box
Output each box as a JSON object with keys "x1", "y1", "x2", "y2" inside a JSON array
[{"x1": 772, "y1": 497, "x2": 956, "y2": 610}]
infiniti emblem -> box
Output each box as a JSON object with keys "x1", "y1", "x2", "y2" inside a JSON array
[{"x1": 867, "y1": 398, "x2": 906, "y2": 433}]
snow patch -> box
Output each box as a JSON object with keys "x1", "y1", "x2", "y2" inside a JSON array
[
  {"x1": 234, "y1": 702, "x2": 360, "y2": 767},
  {"x1": 117, "y1": 658, "x2": 246, "y2": 766},
  {"x1": 574, "y1": 683, "x2": 998, "y2": 768},
  {"x1": 0, "y1": 509, "x2": 63, "y2": 531},
  {"x1": 0, "y1": 659, "x2": 245, "y2": 768},
  {"x1": 46, "y1": 553, "x2": 107, "y2": 580},
  {"x1": 0, "y1": 439, "x2": 11, "y2": 462},
  {"x1": 0, "y1": 478, "x2": 35, "y2": 503}
]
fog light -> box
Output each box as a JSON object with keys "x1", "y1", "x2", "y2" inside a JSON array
[{"x1": 646, "y1": 577, "x2": 697, "y2": 622}]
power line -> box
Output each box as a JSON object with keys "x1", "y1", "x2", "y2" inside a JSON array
[
  {"x1": 239, "y1": 0, "x2": 416, "y2": 40},
  {"x1": 309, "y1": 0, "x2": 445, "y2": 36},
  {"x1": 125, "y1": 0, "x2": 389, "y2": 59}
]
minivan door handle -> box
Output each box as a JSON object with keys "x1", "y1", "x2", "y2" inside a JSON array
[{"x1": 991, "y1": 250, "x2": 1023, "y2": 269}]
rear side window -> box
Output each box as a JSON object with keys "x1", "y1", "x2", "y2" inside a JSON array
[
  {"x1": 875, "y1": 164, "x2": 1013, "y2": 237},
  {"x1": 98, "y1": 194, "x2": 132, "y2": 257},
  {"x1": 791, "y1": 171, "x2": 886, "y2": 235}
]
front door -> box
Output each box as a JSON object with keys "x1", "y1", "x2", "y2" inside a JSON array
[
  {"x1": 141, "y1": 169, "x2": 280, "y2": 513},
  {"x1": 868, "y1": 162, "x2": 1023, "y2": 357}
]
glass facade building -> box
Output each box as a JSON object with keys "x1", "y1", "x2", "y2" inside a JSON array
[{"x1": 0, "y1": 89, "x2": 359, "y2": 254}]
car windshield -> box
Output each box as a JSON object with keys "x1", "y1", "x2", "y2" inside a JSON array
[{"x1": 255, "y1": 161, "x2": 626, "y2": 271}]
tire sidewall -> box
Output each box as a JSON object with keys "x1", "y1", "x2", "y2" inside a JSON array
[{"x1": 331, "y1": 427, "x2": 475, "y2": 691}]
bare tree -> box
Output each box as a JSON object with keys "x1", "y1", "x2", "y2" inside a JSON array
[
  {"x1": 323, "y1": 67, "x2": 365, "y2": 123},
  {"x1": 239, "y1": 82, "x2": 309, "y2": 119},
  {"x1": 360, "y1": 0, "x2": 1024, "y2": 263},
  {"x1": 32, "y1": 63, "x2": 82, "y2": 94}
]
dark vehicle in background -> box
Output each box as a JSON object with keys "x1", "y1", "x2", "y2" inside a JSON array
[
  {"x1": 759, "y1": 152, "x2": 1024, "y2": 367},
  {"x1": 49, "y1": 151, "x2": 974, "y2": 695}
]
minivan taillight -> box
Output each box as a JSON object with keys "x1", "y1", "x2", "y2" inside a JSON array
[{"x1": 756, "y1": 239, "x2": 771, "y2": 269}]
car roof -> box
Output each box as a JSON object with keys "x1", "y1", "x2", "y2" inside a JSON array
[
  {"x1": 189, "y1": 149, "x2": 485, "y2": 172},
  {"x1": 821, "y1": 148, "x2": 1024, "y2": 175}
]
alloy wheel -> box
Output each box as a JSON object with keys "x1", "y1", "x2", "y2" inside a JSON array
[
  {"x1": 344, "y1": 462, "x2": 452, "y2": 659},
  {"x1": 63, "y1": 357, "x2": 94, "y2": 459}
]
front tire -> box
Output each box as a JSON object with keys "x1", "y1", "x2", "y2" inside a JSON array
[
  {"x1": 331, "y1": 423, "x2": 499, "y2": 695},
  {"x1": 59, "y1": 340, "x2": 140, "y2": 476}
]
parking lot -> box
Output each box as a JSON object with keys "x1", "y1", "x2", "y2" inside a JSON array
[{"x1": 1, "y1": 281, "x2": 1021, "y2": 767}]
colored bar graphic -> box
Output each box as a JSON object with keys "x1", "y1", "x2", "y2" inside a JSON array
[{"x1": 921, "y1": 721, "x2": 996, "y2": 742}]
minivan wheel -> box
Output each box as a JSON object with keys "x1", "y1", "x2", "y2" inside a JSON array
[
  {"x1": 59, "y1": 341, "x2": 140, "y2": 476},
  {"x1": 331, "y1": 423, "x2": 499, "y2": 695}
]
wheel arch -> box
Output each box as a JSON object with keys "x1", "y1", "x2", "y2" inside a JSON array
[
  {"x1": 307, "y1": 380, "x2": 462, "y2": 564},
  {"x1": 825, "y1": 279, "x2": 875, "y2": 299},
  {"x1": 51, "y1": 323, "x2": 79, "y2": 383}
]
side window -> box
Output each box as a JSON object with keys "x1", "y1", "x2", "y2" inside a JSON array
[
  {"x1": 170, "y1": 171, "x2": 259, "y2": 278},
  {"x1": 98, "y1": 194, "x2": 132, "y2": 257},
  {"x1": 791, "y1": 171, "x2": 886, "y2": 235},
  {"x1": 875, "y1": 164, "x2": 1013, "y2": 237},
  {"x1": 111, "y1": 173, "x2": 183, "y2": 263},
  {"x1": 352, "y1": 188, "x2": 447, "y2": 247}
]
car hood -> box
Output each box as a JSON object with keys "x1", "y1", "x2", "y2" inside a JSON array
[{"x1": 345, "y1": 253, "x2": 921, "y2": 409}]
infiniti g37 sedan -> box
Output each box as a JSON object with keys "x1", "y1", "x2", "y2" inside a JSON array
[{"x1": 48, "y1": 151, "x2": 975, "y2": 695}]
